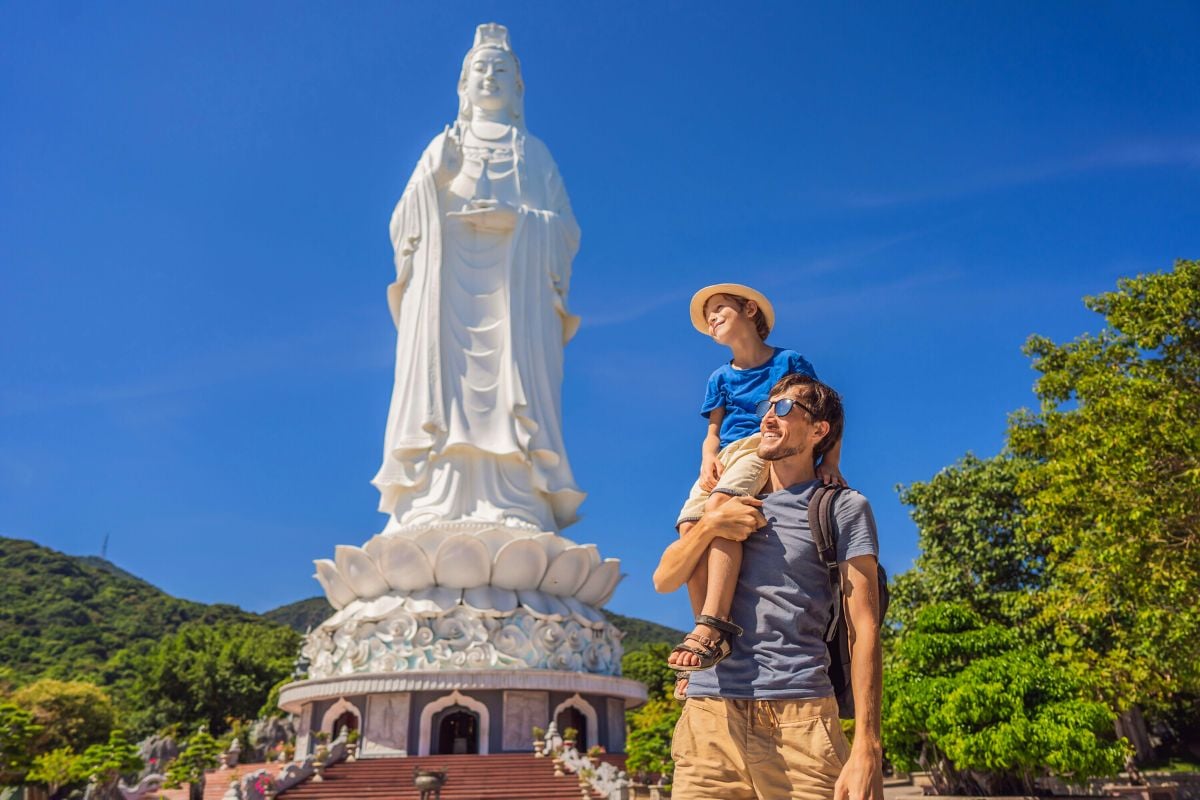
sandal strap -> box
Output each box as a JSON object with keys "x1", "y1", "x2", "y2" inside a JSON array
[
  {"x1": 696, "y1": 614, "x2": 743, "y2": 637},
  {"x1": 672, "y1": 642, "x2": 716, "y2": 661}
]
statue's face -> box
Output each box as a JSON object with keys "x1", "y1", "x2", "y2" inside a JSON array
[{"x1": 466, "y1": 47, "x2": 518, "y2": 113}]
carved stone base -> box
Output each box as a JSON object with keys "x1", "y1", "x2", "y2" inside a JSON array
[{"x1": 302, "y1": 602, "x2": 623, "y2": 679}]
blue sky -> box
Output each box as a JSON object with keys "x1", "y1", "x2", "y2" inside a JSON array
[{"x1": 3, "y1": 2, "x2": 1198, "y2": 633}]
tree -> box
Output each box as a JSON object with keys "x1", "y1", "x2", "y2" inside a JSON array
[
  {"x1": 120, "y1": 620, "x2": 299, "y2": 736},
  {"x1": 165, "y1": 727, "x2": 220, "y2": 797},
  {"x1": 0, "y1": 701, "x2": 41, "y2": 784},
  {"x1": 892, "y1": 453, "x2": 1042, "y2": 631},
  {"x1": 26, "y1": 747, "x2": 86, "y2": 799},
  {"x1": 625, "y1": 698, "x2": 680, "y2": 785},
  {"x1": 883, "y1": 603, "x2": 1126, "y2": 794},
  {"x1": 621, "y1": 644, "x2": 681, "y2": 784},
  {"x1": 11, "y1": 679, "x2": 115, "y2": 754},
  {"x1": 79, "y1": 729, "x2": 142, "y2": 799},
  {"x1": 622, "y1": 643, "x2": 676, "y2": 702},
  {"x1": 1009, "y1": 259, "x2": 1200, "y2": 712}
]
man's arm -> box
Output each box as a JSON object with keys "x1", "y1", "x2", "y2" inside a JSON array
[
  {"x1": 652, "y1": 496, "x2": 764, "y2": 593},
  {"x1": 834, "y1": 554, "x2": 884, "y2": 800}
]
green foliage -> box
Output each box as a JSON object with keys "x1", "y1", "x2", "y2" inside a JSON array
[
  {"x1": 257, "y1": 677, "x2": 290, "y2": 721},
  {"x1": 79, "y1": 729, "x2": 142, "y2": 789},
  {"x1": 603, "y1": 611, "x2": 686, "y2": 654},
  {"x1": 884, "y1": 603, "x2": 1126, "y2": 793},
  {"x1": 10, "y1": 679, "x2": 115, "y2": 754},
  {"x1": 0, "y1": 537, "x2": 266, "y2": 685},
  {"x1": 621, "y1": 643, "x2": 676, "y2": 702},
  {"x1": 1009, "y1": 259, "x2": 1200, "y2": 710},
  {"x1": 260, "y1": 596, "x2": 332, "y2": 633},
  {"x1": 625, "y1": 698, "x2": 680, "y2": 781},
  {"x1": 621, "y1": 644, "x2": 685, "y2": 783},
  {"x1": 26, "y1": 747, "x2": 86, "y2": 796},
  {"x1": 892, "y1": 454, "x2": 1043, "y2": 631},
  {"x1": 165, "y1": 727, "x2": 220, "y2": 789},
  {"x1": 121, "y1": 621, "x2": 299, "y2": 736},
  {"x1": 0, "y1": 701, "x2": 41, "y2": 784}
]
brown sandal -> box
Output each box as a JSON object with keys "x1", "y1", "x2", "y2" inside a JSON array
[{"x1": 668, "y1": 615, "x2": 744, "y2": 673}]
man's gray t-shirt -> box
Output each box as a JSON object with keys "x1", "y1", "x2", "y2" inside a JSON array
[{"x1": 686, "y1": 480, "x2": 879, "y2": 699}]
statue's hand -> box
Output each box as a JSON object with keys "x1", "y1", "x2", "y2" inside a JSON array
[
  {"x1": 447, "y1": 199, "x2": 518, "y2": 232},
  {"x1": 432, "y1": 125, "x2": 461, "y2": 184}
]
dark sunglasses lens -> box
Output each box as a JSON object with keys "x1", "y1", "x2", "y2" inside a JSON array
[{"x1": 756, "y1": 398, "x2": 795, "y2": 418}]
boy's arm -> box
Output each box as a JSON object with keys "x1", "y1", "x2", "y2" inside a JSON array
[
  {"x1": 653, "y1": 496, "x2": 764, "y2": 593},
  {"x1": 700, "y1": 408, "x2": 726, "y2": 491},
  {"x1": 834, "y1": 554, "x2": 884, "y2": 800}
]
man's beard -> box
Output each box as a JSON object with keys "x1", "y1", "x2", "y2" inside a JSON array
[{"x1": 757, "y1": 440, "x2": 805, "y2": 462}]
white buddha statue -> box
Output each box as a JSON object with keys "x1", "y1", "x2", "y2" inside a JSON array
[{"x1": 373, "y1": 23, "x2": 585, "y2": 534}]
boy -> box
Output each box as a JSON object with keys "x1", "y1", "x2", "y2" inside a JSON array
[{"x1": 667, "y1": 283, "x2": 844, "y2": 672}]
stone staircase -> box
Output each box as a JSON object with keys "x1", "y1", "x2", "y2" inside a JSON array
[{"x1": 279, "y1": 753, "x2": 621, "y2": 800}]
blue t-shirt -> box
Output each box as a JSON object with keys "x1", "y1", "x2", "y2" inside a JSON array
[
  {"x1": 686, "y1": 482, "x2": 880, "y2": 699},
  {"x1": 702, "y1": 348, "x2": 818, "y2": 448}
]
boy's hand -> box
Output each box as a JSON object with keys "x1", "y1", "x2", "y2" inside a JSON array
[
  {"x1": 699, "y1": 456, "x2": 724, "y2": 492},
  {"x1": 817, "y1": 462, "x2": 847, "y2": 487}
]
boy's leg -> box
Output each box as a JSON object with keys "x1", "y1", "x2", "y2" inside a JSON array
[
  {"x1": 668, "y1": 494, "x2": 743, "y2": 669},
  {"x1": 668, "y1": 436, "x2": 762, "y2": 670}
]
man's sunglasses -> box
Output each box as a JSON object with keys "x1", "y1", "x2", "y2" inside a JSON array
[{"x1": 755, "y1": 397, "x2": 816, "y2": 419}]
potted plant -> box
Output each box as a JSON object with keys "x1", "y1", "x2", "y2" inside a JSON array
[
  {"x1": 587, "y1": 744, "x2": 603, "y2": 767},
  {"x1": 532, "y1": 726, "x2": 546, "y2": 757},
  {"x1": 312, "y1": 733, "x2": 330, "y2": 782},
  {"x1": 562, "y1": 727, "x2": 578, "y2": 750},
  {"x1": 345, "y1": 730, "x2": 360, "y2": 761}
]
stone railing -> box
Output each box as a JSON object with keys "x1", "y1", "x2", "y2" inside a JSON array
[
  {"x1": 219, "y1": 734, "x2": 350, "y2": 800},
  {"x1": 117, "y1": 773, "x2": 167, "y2": 800},
  {"x1": 534, "y1": 721, "x2": 627, "y2": 800}
]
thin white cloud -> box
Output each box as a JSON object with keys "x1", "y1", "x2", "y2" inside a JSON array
[
  {"x1": 840, "y1": 138, "x2": 1200, "y2": 209},
  {"x1": 577, "y1": 226, "x2": 942, "y2": 330}
]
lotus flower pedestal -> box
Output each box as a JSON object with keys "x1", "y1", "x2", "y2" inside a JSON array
[{"x1": 278, "y1": 521, "x2": 647, "y2": 759}]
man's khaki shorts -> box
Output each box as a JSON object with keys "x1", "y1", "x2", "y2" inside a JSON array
[
  {"x1": 671, "y1": 695, "x2": 850, "y2": 800},
  {"x1": 676, "y1": 434, "x2": 768, "y2": 528}
]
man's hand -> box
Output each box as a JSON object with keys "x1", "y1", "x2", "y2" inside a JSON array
[
  {"x1": 698, "y1": 455, "x2": 724, "y2": 492},
  {"x1": 834, "y1": 747, "x2": 883, "y2": 800},
  {"x1": 652, "y1": 495, "x2": 765, "y2": 593},
  {"x1": 703, "y1": 495, "x2": 764, "y2": 542}
]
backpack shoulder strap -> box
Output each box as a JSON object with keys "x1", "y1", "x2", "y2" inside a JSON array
[
  {"x1": 809, "y1": 483, "x2": 844, "y2": 567},
  {"x1": 808, "y1": 483, "x2": 848, "y2": 642}
]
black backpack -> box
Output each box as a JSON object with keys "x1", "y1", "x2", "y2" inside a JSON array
[{"x1": 808, "y1": 484, "x2": 889, "y2": 719}]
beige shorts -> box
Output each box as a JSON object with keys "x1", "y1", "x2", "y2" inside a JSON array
[
  {"x1": 671, "y1": 695, "x2": 850, "y2": 800},
  {"x1": 676, "y1": 434, "x2": 768, "y2": 527}
]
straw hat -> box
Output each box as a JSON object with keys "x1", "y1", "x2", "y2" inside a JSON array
[{"x1": 689, "y1": 283, "x2": 775, "y2": 335}]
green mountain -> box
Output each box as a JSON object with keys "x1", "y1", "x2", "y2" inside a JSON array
[
  {"x1": 0, "y1": 536, "x2": 265, "y2": 685},
  {"x1": 263, "y1": 596, "x2": 685, "y2": 652},
  {"x1": 0, "y1": 535, "x2": 685, "y2": 688},
  {"x1": 262, "y1": 595, "x2": 333, "y2": 632}
]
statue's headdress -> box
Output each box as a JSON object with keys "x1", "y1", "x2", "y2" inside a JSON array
[
  {"x1": 458, "y1": 22, "x2": 525, "y2": 127},
  {"x1": 473, "y1": 22, "x2": 511, "y2": 51}
]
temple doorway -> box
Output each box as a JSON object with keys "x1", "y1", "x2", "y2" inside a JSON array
[
  {"x1": 556, "y1": 707, "x2": 587, "y2": 751},
  {"x1": 331, "y1": 710, "x2": 358, "y2": 741},
  {"x1": 434, "y1": 706, "x2": 479, "y2": 755}
]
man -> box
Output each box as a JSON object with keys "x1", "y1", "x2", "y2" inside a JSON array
[{"x1": 653, "y1": 373, "x2": 883, "y2": 800}]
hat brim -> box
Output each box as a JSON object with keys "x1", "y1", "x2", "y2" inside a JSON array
[{"x1": 689, "y1": 283, "x2": 776, "y2": 336}]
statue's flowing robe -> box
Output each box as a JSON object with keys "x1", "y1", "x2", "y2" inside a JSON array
[{"x1": 372, "y1": 128, "x2": 585, "y2": 533}]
